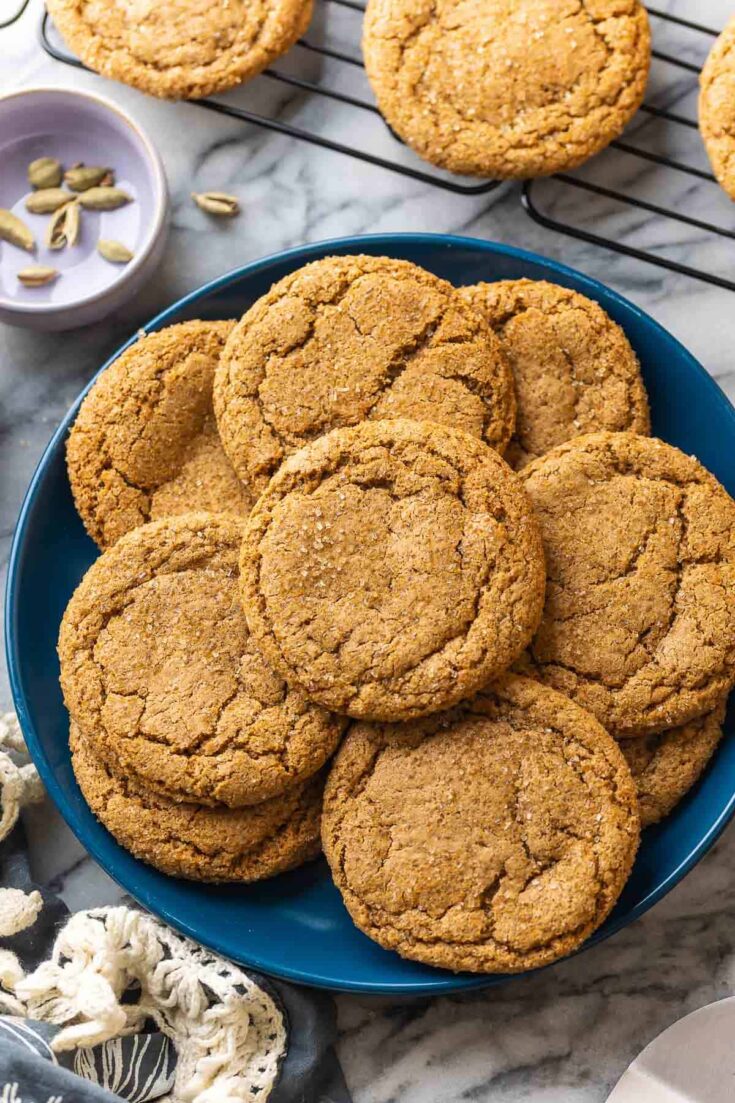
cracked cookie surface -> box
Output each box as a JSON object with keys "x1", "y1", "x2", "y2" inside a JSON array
[
  {"x1": 321, "y1": 674, "x2": 639, "y2": 973},
  {"x1": 459, "y1": 280, "x2": 650, "y2": 469},
  {"x1": 68, "y1": 321, "x2": 252, "y2": 550},
  {"x1": 59, "y1": 512, "x2": 345, "y2": 807},
  {"x1": 46, "y1": 0, "x2": 313, "y2": 100},
  {"x1": 214, "y1": 255, "x2": 516, "y2": 494},
  {"x1": 620, "y1": 700, "x2": 726, "y2": 828},
  {"x1": 519, "y1": 432, "x2": 735, "y2": 737},
  {"x1": 239, "y1": 419, "x2": 546, "y2": 721},
  {"x1": 71, "y1": 724, "x2": 324, "y2": 882},
  {"x1": 362, "y1": 0, "x2": 650, "y2": 178},
  {"x1": 700, "y1": 16, "x2": 735, "y2": 200}
]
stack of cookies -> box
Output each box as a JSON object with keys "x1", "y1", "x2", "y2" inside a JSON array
[{"x1": 58, "y1": 254, "x2": 735, "y2": 975}]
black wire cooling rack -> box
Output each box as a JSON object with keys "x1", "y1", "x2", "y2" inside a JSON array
[{"x1": 32, "y1": 3, "x2": 734, "y2": 291}]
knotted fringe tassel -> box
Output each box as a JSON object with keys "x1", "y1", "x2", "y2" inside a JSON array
[{"x1": 16, "y1": 907, "x2": 286, "y2": 1102}]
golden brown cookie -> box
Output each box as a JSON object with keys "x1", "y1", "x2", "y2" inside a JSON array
[
  {"x1": 68, "y1": 321, "x2": 252, "y2": 550},
  {"x1": 620, "y1": 701, "x2": 727, "y2": 828},
  {"x1": 59, "y1": 512, "x2": 345, "y2": 807},
  {"x1": 71, "y1": 724, "x2": 323, "y2": 882},
  {"x1": 214, "y1": 255, "x2": 516, "y2": 494},
  {"x1": 459, "y1": 280, "x2": 650, "y2": 469},
  {"x1": 362, "y1": 0, "x2": 650, "y2": 178},
  {"x1": 519, "y1": 432, "x2": 735, "y2": 738},
  {"x1": 46, "y1": 0, "x2": 313, "y2": 100},
  {"x1": 240, "y1": 419, "x2": 546, "y2": 721},
  {"x1": 322, "y1": 674, "x2": 640, "y2": 973},
  {"x1": 700, "y1": 17, "x2": 735, "y2": 200}
]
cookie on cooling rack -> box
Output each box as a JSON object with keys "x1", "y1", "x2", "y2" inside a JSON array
[
  {"x1": 362, "y1": 0, "x2": 651, "y2": 178},
  {"x1": 46, "y1": 0, "x2": 314, "y2": 99},
  {"x1": 700, "y1": 16, "x2": 735, "y2": 200}
]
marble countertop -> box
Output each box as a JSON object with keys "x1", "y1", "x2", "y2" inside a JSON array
[{"x1": 4, "y1": 2, "x2": 735, "y2": 1099}]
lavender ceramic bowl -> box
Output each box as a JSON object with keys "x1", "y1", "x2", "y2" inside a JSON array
[{"x1": 0, "y1": 87, "x2": 168, "y2": 330}]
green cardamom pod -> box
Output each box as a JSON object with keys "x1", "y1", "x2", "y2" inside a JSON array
[
  {"x1": 64, "y1": 164, "x2": 113, "y2": 192},
  {"x1": 64, "y1": 200, "x2": 81, "y2": 247},
  {"x1": 17, "y1": 265, "x2": 58, "y2": 287},
  {"x1": 97, "y1": 238, "x2": 134, "y2": 264},
  {"x1": 25, "y1": 188, "x2": 72, "y2": 214},
  {"x1": 46, "y1": 201, "x2": 80, "y2": 250},
  {"x1": 191, "y1": 191, "x2": 240, "y2": 217},
  {"x1": 28, "y1": 157, "x2": 63, "y2": 189},
  {"x1": 78, "y1": 187, "x2": 132, "y2": 211},
  {"x1": 0, "y1": 208, "x2": 35, "y2": 252}
]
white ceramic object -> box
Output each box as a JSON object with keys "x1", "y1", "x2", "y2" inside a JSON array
[
  {"x1": 0, "y1": 86, "x2": 168, "y2": 330},
  {"x1": 607, "y1": 996, "x2": 735, "y2": 1102}
]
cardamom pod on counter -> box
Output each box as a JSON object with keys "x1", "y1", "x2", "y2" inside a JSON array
[
  {"x1": 17, "y1": 265, "x2": 59, "y2": 287},
  {"x1": 0, "y1": 208, "x2": 35, "y2": 252},
  {"x1": 97, "y1": 238, "x2": 134, "y2": 264},
  {"x1": 78, "y1": 186, "x2": 132, "y2": 211},
  {"x1": 46, "y1": 201, "x2": 80, "y2": 250},
  {"x1": 25, "y1": 188, "x2": 71, "y2": 214},
  {"x1": 64, "y1": 164, "x2": 113, "y2": 192},
  {"x1": 28, "y1": 157, "x2": 62, "y2": 190},
  {"x1": 191, "y1": 191, "x2": 240, "y2": 217}
]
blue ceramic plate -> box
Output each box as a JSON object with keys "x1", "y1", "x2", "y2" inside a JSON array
[{"x1": 6, "y1": 234, "x2": 735, "y2": 995}]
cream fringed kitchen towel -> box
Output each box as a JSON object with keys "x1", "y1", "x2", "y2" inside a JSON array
[
  {"x1": 0, "y1": 711, "x2": 350, "y2": 1103},
  {"x1": 17, "y1": 907, "x2": 286, "y2": 1102},
  {"x1": 0, "y1": 712, "x2": 43, "y2": 843}
]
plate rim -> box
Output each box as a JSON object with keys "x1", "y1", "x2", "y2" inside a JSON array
[{"x1": 6, "y1": 231, "x2": 735, "y2": 995}]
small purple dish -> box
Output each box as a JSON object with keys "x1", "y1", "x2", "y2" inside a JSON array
[{"x1": 0, "y1": 87, "x2": 168, "y2": 331}]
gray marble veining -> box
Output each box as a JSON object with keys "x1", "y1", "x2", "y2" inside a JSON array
[{"x1": 3, "y1": 2, "x2": 735, "y2": 1099}]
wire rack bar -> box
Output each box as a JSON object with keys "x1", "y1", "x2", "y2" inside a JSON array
[{"x1": 34, "y1": 5, "x2": 733, "y2": 289}]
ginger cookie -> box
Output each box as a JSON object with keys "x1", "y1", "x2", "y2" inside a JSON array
[
  {"x1": 59, "y1": 512, "x2": 345, "y2": 807},
  {"x1": 214, "y1": 255, "x2": 516, "y2": 494},
  {"x1": 240, "y1": 419, "x2": 546, "y2": 721},
  {"x1": 620, "y1": 701, "x2": 727, "y2": 828},
  {"x1": 459, "y1": 280, "x2": 650, "y2": 469},
  {"x1": 322, "y1": 674, "x2": 640, "y2": 973},
  {"x1": 46, "y1": 0, "x2": 313, "y2": 101},
  {"x1": 700, "y1": 17, "x2": 735, "y2": 200},
  {"x1": 71, "y1": 725, "x2": 323, "y2": 882},
  {"x1": 68, "y1": 321, "x2": 252, "y2": 550},
  {"x1": 519, "y1": 432, "x2": 735, "y2": 738},
  {"x1": 362, "y1": 0, "x2": 650, "y2": 178}
]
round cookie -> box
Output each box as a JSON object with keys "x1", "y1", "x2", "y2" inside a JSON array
[
  {"x1": 700, "y1": 17, "x2": 735, "y2": 200},
  {"x1": 71, "y1": 725, "x2": 323, "y2": 882},
  {"x1": 459, "y1": 280, "x2": 650, "y2": 469},
  {"x1": 321, "y1": 674, "x2": 640, "y2": 973},
  {"x1": 214, "y1": 255, "x2": 516, "y2": 494},
  {"x1": 240, "y1": 418, "x2": 546, "y2": 721},
  {"x1": 68, "y1": 321, "x2": 252, "y2": 550},
  {"x1": 362, "y1": 0, "x2": 650, "y2": 178},
  {"x1": 519, "y1": 432, "x2": 735, "y2": 738},
  {"x1": 46, "y1": 0, "x2": 313, "y2": 101},
  {"x1": 59, "y1": 512, "x2": 345, "y2": 807},
  {"x1": 620, "y1": 701, "x2": 727, "y2": 828}
]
